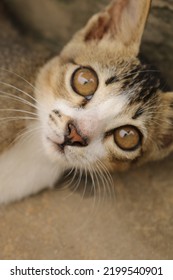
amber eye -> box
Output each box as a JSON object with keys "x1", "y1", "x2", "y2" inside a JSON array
[
  {"x1": 114, "y1": 125, "x2": 142, "y2": 151},
  {"x1": 71, "y1": 67, "x2": 98, "y2": 97}
]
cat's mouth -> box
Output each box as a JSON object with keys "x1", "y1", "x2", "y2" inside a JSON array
[
  {"x1": 46, "y1": 135, "x2": 90, "y2": 167},
  {"x1": 46, "y1": 122, "x2": 89, "y2": 154},
  {"x1": 46, "y1": 132, "x2": 88, "y2": 155},
  {"x1": 46, "y1": 137, "x2": 65, "y2": 153}
]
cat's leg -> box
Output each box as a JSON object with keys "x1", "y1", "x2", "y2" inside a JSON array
[{"x1": 0, "y1": 125, "x2": 65, "y2": 204}]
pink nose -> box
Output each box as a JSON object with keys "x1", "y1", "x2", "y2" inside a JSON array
[{"x1": 65, "y1": 123, "x2": 88, "y2": 147}]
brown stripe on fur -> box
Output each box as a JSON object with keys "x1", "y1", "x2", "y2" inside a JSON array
[{"x1": 120, "y1": 61, "x2": 165, "y2": 103}]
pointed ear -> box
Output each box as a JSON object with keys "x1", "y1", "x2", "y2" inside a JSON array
[
  {"x1": 81, "y1": 0, "x2": 151, "y2": 51},
  {"x1": 156, "y1": 92, "x2": 173, "y2": 155}
]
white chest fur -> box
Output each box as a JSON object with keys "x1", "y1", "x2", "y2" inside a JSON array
[{"x1": 0, "y1": 122, "x2": 64, "y2": 204}]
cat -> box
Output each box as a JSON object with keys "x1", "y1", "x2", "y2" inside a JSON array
[{"x1": 0, "y1": 0, "x2": 173, "y2": 204}]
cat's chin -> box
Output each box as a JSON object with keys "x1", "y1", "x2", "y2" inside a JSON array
[
  {"x1": 43, "y1": 136, "x2": 84, "y2": 167},
  {"x1": 43, "y1": 136, "x2": 65, "y2": 162}
]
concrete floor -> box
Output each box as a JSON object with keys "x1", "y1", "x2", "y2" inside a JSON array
[{"x1": 0, "y1": 155, "x2": 173, "y2": 260}]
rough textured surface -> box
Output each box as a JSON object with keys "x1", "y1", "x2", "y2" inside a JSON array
[
  {"x1": 0, "y1": 0, "x2": 173, "y2": 260},
  {"x1": 0, "y1": 155, "x2": 173, "y2": 259}
]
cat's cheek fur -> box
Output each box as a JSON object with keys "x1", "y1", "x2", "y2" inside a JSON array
[
  {"x1": 67, "y1": 141, "x2": 106, "y2": 168},
  {"x1": 106, "y1": 159, "x2": 131, "y2": 172}
]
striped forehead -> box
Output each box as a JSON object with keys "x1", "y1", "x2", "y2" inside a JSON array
[{"x1": 104, "y1": 59, "x2": 166, "y2": 104}]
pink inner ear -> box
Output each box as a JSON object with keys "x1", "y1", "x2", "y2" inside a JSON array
[
  {"x1": 84, "y1": 0, "x2": 129, "y2": 42},
  {"x1": 83, "y1": 0, "x2": 151, "y2": 46},
  {"x1": 85, "y1": 14, "x2": 111, "y2": 41},
  {"x1": 108, "y1": 0, "x2": 129, "y2": 27}
]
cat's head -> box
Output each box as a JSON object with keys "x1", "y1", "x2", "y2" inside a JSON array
[{"x1": 36, "y1": 0, "x2": 173, "y2": 171}]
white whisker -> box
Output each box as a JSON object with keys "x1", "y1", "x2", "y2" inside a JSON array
[
  {"x1": 64, "y1": 167, "x2": 78, "y2": 190},
  {"x1": 13, "y1": 126, "x2": 43, "y2": 146},
  {"x1": 0, "y1": 90, "x2": 39, "y2": 111},
  {"x1": 0, "y1": 67, "x2": 42, "y2": 94},
  {"x1": 87, "y1": 164, "x2": 98, "y2": 211},
  {"x1": 0, "y1": 116, "x2": 37, "y2": 121},
  {"x1": 82, "y1": 166, "x2": 88, "y2": 200},
  {"x1": 0, "y1": 108, "x2": 38, "y2": 116},
  {"x1": 72, "y1": 168, "x2": 83, "y2": 194},
  {"x1": 0, "y1": 81, "x2": 42, "y2": 109}
]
